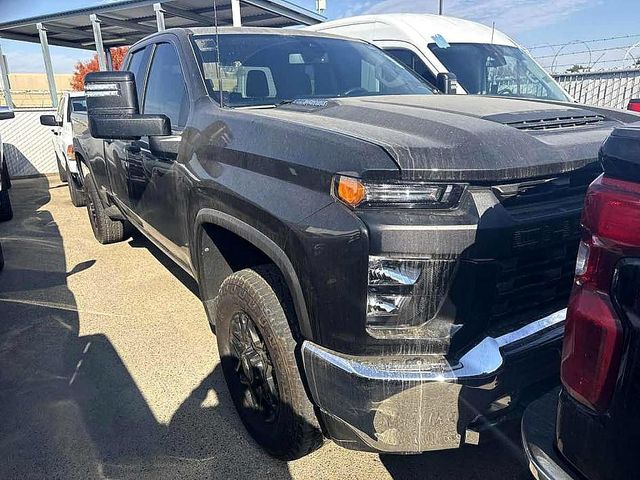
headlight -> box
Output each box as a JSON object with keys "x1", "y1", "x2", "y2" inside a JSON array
[
  {"x1": 366, "y1": 256, "x2": 457, "y2": 338},
  {"x1": 333, "y1": 175, "x2": 465, "y2": 209}
]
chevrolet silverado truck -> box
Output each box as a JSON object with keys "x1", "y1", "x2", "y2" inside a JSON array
[
  {"x1": 74, "y1": 27, "x2": 640, "y2": 460},
  {"x1": 522, "y1": 126, "x2": 640, "y2": 480}
]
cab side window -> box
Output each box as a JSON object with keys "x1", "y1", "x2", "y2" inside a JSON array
[
  {"x1": 385, "y1": 48, "x2": 437, "y2": 87},
  {"x1": 143, "y1": 43, "x2": 189, "y2": 130},
  {"x1": 125, "y1": 46, "x2": 152, "y2": 108}
]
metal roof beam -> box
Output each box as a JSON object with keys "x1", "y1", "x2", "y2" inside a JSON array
[
  {"x1": 160, "y1": 4, "x2": 212, "y2": 26},
  {"x1": 241, "y1": 0, "x2": 323, "y2": 25},
  {"x1": 39, "y1": 23, "x2": 87, "y2": 38},
  {"x1": 97, "y1": 14, "x2": 158, "y2": 34},
  {"x1": 0, "y1": 30, "x2": 89, "y2": 49}
]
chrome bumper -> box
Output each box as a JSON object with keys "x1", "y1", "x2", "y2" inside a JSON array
[{"x1": 302, "y1": 309, "x2": 566, "y2": 453}]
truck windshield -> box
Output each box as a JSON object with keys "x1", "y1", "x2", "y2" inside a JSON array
[
  {"x1": 193, "y1": 34, "x2": 434, "y2": 107},
  {"x1": 428, "y1": 43, "x2": 570, "y2": 102}
]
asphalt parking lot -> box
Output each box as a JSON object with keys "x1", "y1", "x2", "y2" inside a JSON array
[{"x1": 0, "y1": 176, "x2": 532, "y2": 480}]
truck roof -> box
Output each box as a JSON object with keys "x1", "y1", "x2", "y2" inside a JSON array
[
  {"x1": 306, "y1": 13, "x2": 518, "y2": 48},
  {"x1": 187, "y1": 26, "x2": 351, "y2": 40},
  {"x1": 128, "y1": 26, "x2": 356, "y2": 49}
]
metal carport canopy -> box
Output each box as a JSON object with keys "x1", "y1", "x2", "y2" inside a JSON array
[{"x1": 0, "y1": 0, "x2": 325, "y2": 50}]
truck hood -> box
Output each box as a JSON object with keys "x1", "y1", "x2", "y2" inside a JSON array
[{"x1": 255, "y1": 95, "x2": 639, "y2": 182}]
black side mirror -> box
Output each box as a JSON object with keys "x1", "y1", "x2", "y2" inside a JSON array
[
  {"x1": 85, "y1": 71, "x2": 170, "y2": 140},
  {"x1": 436, "y1": 72, "x2": 459, "y2": 95},
  {"x1": 40, "y1": 114, "x2": 61, "y2": 127},
  {"x1": 0, "y1": 108, "x2": 14, "y2": 121}
]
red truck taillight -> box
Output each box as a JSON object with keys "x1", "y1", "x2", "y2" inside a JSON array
[
  {"x1": 628, "y1": 99, "x2": 640, "y2": 113},
  {"x1": 561, "y1": 176, "x2": 640, "y2": 412}
]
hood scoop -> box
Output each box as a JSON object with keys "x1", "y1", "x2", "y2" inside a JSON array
[
  {"x1": 506, "y1": 114, "x2": 606, "y2": 131},
  {"x1": 482, "y1": 107, "x2": 608, "y2": 132}
]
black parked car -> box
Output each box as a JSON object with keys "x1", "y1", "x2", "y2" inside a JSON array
[
  {"x1": 75, "y1": 27, "x2": 640, "y2": 460},
  {"x1": 522, "y1": 125, "x2": 640, "y2": 480}
]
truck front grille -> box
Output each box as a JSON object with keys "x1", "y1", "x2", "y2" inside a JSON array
[{"x1": 488, "y1": 240, "x2": 579, "y2": 334}]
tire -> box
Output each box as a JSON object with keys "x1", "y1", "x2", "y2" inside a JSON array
[
  {"x1": 0, "y1": 189, "x2": 12, "y2": 222},
  {"x1": 56, "y1": 154, "x2": 68, "y2": 183},
  {"x1": 215, "y1": 266, "x2": 323, "y2": 460},
  {"x1": 68, "y1": 175, "x2": 85, "y2": 207},
  {"x1": 84, "y1": 172, "x2": 126, "y2": 244}
]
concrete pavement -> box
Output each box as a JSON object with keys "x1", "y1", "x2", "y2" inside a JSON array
[{"x1": 0, "y1": 177, "x2": 531, "y2": 479}]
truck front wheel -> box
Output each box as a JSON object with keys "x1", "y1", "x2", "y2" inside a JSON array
[
  {"x1": 84, "y1": 172, "x2": 126, "y2": 244},
  {"x1": 215, "y1": 266, "x2": 323, "y2": 460}
]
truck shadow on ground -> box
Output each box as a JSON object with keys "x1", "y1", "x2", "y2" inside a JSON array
[{"x1": 0, "y1": 176, "x2": 292, "y2": 480}]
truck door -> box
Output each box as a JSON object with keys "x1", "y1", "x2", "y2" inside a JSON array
[
  {"x1": 136, "y1": 42, "x2": 190, "y2": 266},
  {"x1": 106, "y1": 45, "x2": 152, "y2": 210}
]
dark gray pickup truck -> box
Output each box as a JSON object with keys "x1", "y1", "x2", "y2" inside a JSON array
[{"x1": 73, "y1": 27, "x2": 639, "y2": 459}]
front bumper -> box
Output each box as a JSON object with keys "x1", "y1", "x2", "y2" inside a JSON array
[
  {"x1": 521, "y1": 388, "x2": 581, "y2": 480},
  {"x1": 302, "y1": 309, "x2": 565, "y2": 453}
]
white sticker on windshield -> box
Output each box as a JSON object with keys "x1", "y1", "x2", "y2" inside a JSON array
[{"x1": 432, "y1": 34, "x2": 450, "y2": 49}]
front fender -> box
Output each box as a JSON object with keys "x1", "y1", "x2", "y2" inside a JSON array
[{"x1": 193, "y1": 208, "x2": 314, "y2": 340}]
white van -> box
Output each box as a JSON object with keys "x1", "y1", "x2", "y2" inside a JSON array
[{"x1": 307, "y1": 14, "x2": 572, "y2": 102}]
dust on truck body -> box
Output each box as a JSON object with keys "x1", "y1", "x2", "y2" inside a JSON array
[{"x1": 73, "y1": 26, "x2": 640, "y2": 458}]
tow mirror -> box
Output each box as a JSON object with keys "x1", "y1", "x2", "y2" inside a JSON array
[
  {"x1": 40, "y1": 114, "x2": 61, "y2": 127},
  {"x1": 85, "y1": 71, "x2": 170, "y2": 140},
  {"x1": 0, "y1": 108, "x2": 15, "y2": 121},
  {"x1": 436, "y1": 72, "x2": 458, "y2": 95}
]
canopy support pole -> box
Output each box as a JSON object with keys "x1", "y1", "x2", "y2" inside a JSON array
[
  {"x1": 0, "y1": 44, "x2": 12, "y2": 108},
  {"x1": 36, "y1": 23, "x2": 58, "y2": 108},
  {"x1": 90, "y1": 14, "x2": 107, "y2": 71},
  {"x1": 232, "y1": 0, "x2": 242, "y2": 27},
  {"x1": 154, "y1": 3, "x2": 166, "y2": 32}
]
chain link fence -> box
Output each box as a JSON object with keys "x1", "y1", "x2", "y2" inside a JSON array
[{"x1": 553, "y1": 69, "x2": 640, "y2": 109}]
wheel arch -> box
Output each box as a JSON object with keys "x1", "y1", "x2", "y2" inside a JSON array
[{"x1": 194, "y1": 209, "x2": 313, "y2": 341}]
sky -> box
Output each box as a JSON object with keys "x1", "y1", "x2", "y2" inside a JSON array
[{"x1": 0, "y1": 0, "x2": 638, "y2": 73}]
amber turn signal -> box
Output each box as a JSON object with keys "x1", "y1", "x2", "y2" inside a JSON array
[
  {"x1": 336, "y1": 175, "x2": 366, "y2": 207},
  {"x1": 66, "y1": 145, "x2": 76, "y2": 161}
]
